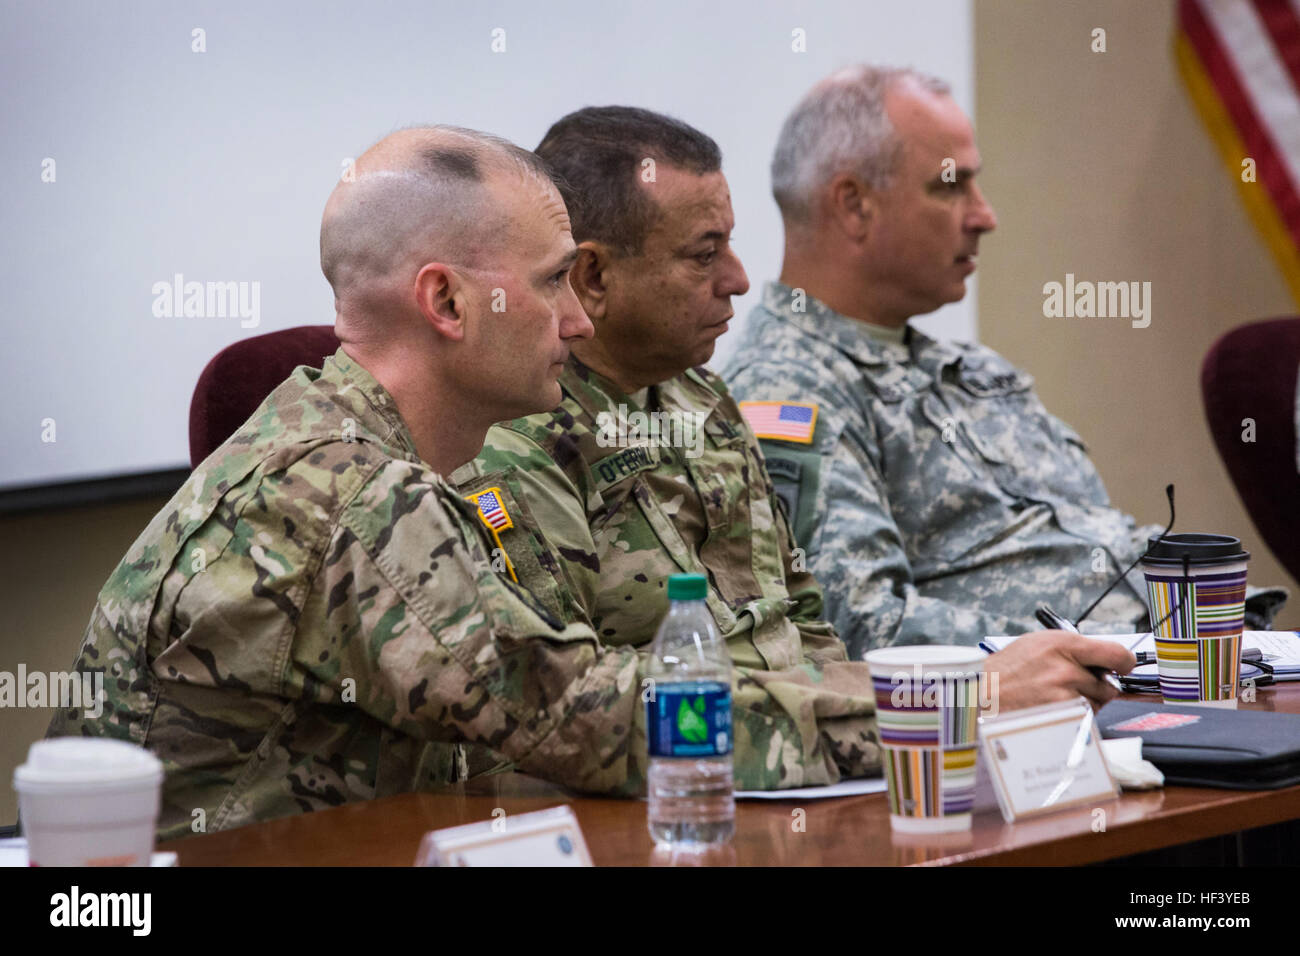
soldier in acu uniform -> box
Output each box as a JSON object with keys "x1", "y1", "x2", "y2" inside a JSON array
[{"x1": 725, "y1": 66, "x2": 1286, "y2": 660}]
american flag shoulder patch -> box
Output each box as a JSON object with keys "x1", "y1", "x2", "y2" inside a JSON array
[
  {"x1": 464, "y1": 486, "x2": 514, "y2": 533},
  {"x1": 738, "y1": 401, "x2": 818, "y2": 444}
]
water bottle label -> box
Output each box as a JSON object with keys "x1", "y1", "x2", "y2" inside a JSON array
[{"x1": 646, "y1": 681, "x2": 732, "y2": 758}]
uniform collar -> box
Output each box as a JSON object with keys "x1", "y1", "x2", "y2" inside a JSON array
[
  {"x1": 560, "y1": 356, "x2": 722, "y2": 422},
  {"x1": 760, "y1": 280, "x2": 966, "y2": 376},
  {"x1": 319, "y1": 347, "x2": 421, "y2": 459}
]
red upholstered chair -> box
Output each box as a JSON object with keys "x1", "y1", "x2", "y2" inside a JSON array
[
  {"x1": 1200, "y1": 316, "x2": 1300, "y2": 584},
  {"x1": 188, "y1": 325, "x2": 341, "y2": 467}
]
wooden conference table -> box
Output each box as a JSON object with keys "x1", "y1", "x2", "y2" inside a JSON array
[{"x1": 162, "y1": 684, "x2": 1300, "y2": 866}]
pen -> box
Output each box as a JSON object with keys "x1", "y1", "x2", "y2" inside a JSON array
[
  {"x1": 1035, "y1": 604, "x2": 1077, "y2": 633},
  {"x1": 1035, "y1": 603, "x2": 1122, "y2": 689}
]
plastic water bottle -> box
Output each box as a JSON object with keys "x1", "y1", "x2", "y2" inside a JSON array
[{"x1": 646, "y1": 573, "x2": 734, "y2": 846}]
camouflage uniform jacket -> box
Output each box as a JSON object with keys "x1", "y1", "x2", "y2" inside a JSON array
[
  {"x1": 724, "y1": 282, "x2": 1178, "y2": 659},
  {"x1": 48, "y1": 349, "x2": 649, "y2": 841},
  {"x1": 454, "y1": 358, "x2": 881, "y2": 790}
]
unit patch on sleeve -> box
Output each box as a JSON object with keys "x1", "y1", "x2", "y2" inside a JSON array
[
  {"x1": 738, "y1": 401, "x2": 818, "y2": 444},
  {"x1": 463, "y1": 486, "x2": 518, "y2": 581}
]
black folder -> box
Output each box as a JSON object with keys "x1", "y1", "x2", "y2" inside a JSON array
[{"x1": 1097, "y1": 700, "x2": 1300, "y2": 789}]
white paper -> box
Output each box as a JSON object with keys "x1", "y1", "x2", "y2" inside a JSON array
[
  {"x1": 983, "y1": 630, "x2": 1300, "y2": 676},
  {"x1": 979, "y1": 697, "x2": 1118, "y2": 822},
  {"x1": 1244, "y1": 631, "x2": 1300, "y2": 673},
  {"x1": 416, "y1": 805, "x2": 592, "y2": 866},
  {"x1": 735, "y1": 777, "x2": 888, "y2": 800},
  {"x1": 982, "y1": 632, "x2": 1149, "y2": 653},
  {"x1": 1099, "y1": 736, "x2": 1164, "y2": 790}
]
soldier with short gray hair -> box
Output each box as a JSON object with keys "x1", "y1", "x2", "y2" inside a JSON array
[{"x1": 726, "y1": 66, "x2": 1286, "y2": 658}]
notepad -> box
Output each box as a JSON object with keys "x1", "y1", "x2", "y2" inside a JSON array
[
  {"x1": 735, "y1": 777, "x2": 888, "y2": 800},
  {"x1": 980, "y1": 631, "x2": 1300, "y2": 681}
]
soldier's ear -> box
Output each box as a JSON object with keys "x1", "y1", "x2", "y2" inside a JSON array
[
  {"x1": 414, "y1": 262, "x2": 465, "y2": 341},
  {"x1": 827, "y1": 173, "x2": 874, "y2": 242},
  {"x1": 569, "y1": 242, "x2": 611, "y2": 322}
]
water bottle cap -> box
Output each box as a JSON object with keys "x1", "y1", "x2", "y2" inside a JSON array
[{"x1": 667, "y1": 573, "x2": 707, "y2": 601}]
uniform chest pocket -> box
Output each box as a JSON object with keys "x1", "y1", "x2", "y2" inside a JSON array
[
  {"x1": 888, "y1": 394, "x2": 1012, "y2": 563},
  {"x1": 946, "y1": 371, "x2": 1043, "y2": 468},
  {"x1": 589, "y1": 445, "x2": 659, "y2": 532},
  {"x1": 916, "y1": 393, "x2": 992, "y2": 469},
  {"x1": 590, "y1": 473, "x2": 696, "y2": 620},
  {"x1": 587, "y1": 449, "x2": 694, "y2": 584},
  {"x1": 690, "y1": 465, "x2": 741, "y2": 532},
  {"x1": 589, "y1": 472, "x2": 639, "y2": 535}
]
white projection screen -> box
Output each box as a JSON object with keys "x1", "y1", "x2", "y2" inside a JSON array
[{"x1": 0, "y1": 0, "x2": 974, "y2": 500}]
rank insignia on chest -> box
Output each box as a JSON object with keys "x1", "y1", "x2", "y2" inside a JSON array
[
  {"x1": 738, "y1": 401, "x2": 818, "y2": 444},
  {"x1": 464, "y1": 487, "x2": 513, "y2": 532}
]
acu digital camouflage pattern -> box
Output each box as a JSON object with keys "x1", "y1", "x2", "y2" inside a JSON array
[
  {"x1": 48, "y1": 349, "x2": 651, "y2": 841},
  {"x1": 725, "y1": 282, "x2": 1286, "y2": 659},
  {"x1": 455, "y1": 358, "x2": 881, "y2": 791}
]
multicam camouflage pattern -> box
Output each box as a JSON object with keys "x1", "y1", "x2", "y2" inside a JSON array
[
  {"x1": 455, "y1": 358, "x2": 881, "y2": 789},
  {"x1": 48, "y1": 349, "x2": 655, "y2": 841},
  {"x1": 724, "y1": 282, "x2": 1292, "y2": 658}
]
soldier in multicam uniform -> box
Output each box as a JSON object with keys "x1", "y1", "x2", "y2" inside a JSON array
[
  {"x1": 43, "y1": 122, "x2": 1024, "y2": 842},
  {"x1": 456, "y1": 107, "x2": 1138, "y2": 793},
  {"x1": 724, "y1": 66, "x2": 1286, "y2": 660},
  {"x1": 47, "y1": 127, "x2": 641, "y2": 840}
]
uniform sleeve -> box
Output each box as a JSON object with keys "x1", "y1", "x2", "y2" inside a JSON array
[
  {"x1": 290, "y1": 461, "x2": 648, "y2": 796},
  {"x1": 464, "y1": 426, "x2": 602, "y2": 620},
  {"x1": 728, "y1": 365, "x2": 1038, "y2": 660},
  {"x1": 798, "y1": 424, "x2": 1034, "y2": 657},
  {"x1": 468, "y1": 430, "x2": 883, "y2": 788},
  {"x1": 745, "y1": 427, "x2": 846, "y2": 666}
]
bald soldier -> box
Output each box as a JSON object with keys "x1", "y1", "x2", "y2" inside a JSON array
[
  {"x1": 456, "y1": 106, "x2": 1136, "y2": 791},
  {"x1": 47, "y1": 127, "x2": 639, "y2": 839}
]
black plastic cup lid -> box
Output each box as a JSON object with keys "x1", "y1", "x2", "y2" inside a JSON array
[{"x1": 1142, "y1": 532, "x2": 1249, "y2": 567}]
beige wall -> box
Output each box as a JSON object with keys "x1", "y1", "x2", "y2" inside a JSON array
[
  {"x1": 975, "y1": 2, "x2": 1298, "y2": 599},
  {"x1": 0, "y1": 496, "x2": 169, "y2": 825}
]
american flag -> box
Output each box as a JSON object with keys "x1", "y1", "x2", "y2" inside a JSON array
[
  {"x1": 738, "y1": 401, "x2": 818, "y2": 444},
  {"x1": 469, "y1": 489, "x2": 511, "y2": 531},
  {"x1": 1178, "y1": 0, "x2": 1300, "y2": 303}
]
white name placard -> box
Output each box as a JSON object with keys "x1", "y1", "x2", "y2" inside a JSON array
[
  {"x1": 979, "y1": 697, "x2": 1119, "y2": 823},
  {"x1": 414, "y1": 805, "x2": 593, "y2": 867}
]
